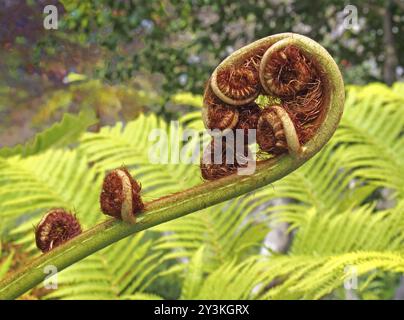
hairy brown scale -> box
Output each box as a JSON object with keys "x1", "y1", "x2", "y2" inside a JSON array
[
  {"x1": 200, "y1": 138, "x2": 250, "y2": 180},
  {"x1": 284, "y1": 79, "x2": 324, "y2": 125},
  {"x1": 243, "y1": 47, "x2": 267, "y2": 72},
  {"x1": 207, "y1": 105, "x2": 238, "y2": 130},
  {"x1": 234, "y1": 103, "x2": 261, "y2": 142},
  {"x1": 100, "y1": 168, "x2": 144, "y2": 219},
  {"x1": 35, "y1": 209, "x2": 82, "y2": 253},
  {"x1": 261, "y1": 45, "x2": 325, "y2": 144},
  {"x1": 216, "y1": 66, "x2": 259, "y2": 101}
]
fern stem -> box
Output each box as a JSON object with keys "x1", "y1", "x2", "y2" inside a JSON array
[{"x1": 0, "y1": 33, "x2": 344, "y2": 299}]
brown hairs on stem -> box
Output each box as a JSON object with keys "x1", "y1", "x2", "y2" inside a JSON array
[
  {"x1": 200, "y1": 137, "x2": 250, "y2": 180},
  {"x1": 243, "y1": 46, "x2": 268, "y2": 73},
  {"x1": 283, "y1": 79, "x2": 324, "y2": 125}
]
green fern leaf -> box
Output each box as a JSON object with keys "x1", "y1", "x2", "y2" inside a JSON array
[{"x1": 0, "y1": 110, "x2": 97, "y2": 158}]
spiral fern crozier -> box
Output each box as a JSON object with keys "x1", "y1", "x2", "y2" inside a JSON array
[
  {"x1": 0, "y1": 33, "x2": 344, "y2": 299},
  {"x1": 203, "y1": 33, "x2": 343, "y2": 175}
]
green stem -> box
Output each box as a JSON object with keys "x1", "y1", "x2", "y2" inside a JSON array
[{"x1": 0, "y1": 33, "x2": 344, "y2": 300}]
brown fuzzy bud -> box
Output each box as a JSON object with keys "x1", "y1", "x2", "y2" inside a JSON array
[
  {"x1": 100, "y1": 168, "x2": 144, "y2": 224},
  {"x1": 202, "y1": 84, "x2": 239, "y2": 134},
  {"x1": 257, "y1": 107, "x2": 288, "y2": 155},
  {"x1": 260, "y1": 45, "x2": 315, "y2": 97},
  {"x1": 211, "y1": 65, "x2": 260, "y2": 106},
  {"x1": 35, "y1": 209, "x2": 82, "y2": 253},
  {"x1": 257, "y1": 105, "x2": 302, "y2": 157}
]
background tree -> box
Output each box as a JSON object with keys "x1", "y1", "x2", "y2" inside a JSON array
[
  {"x1": 2, "y1": 0, "x2": 403, "y2": 97},
  {"x1": 58, "y1": 0, "x2": 404, "y2": 92}
]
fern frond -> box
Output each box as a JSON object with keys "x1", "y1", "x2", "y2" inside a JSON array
[
  {"x1": 258, "y1": 251, "x2": 404, "y2": 300},
  {"x1": 79, "y1": 114, "x2": 164, "y2": 171},
  {"x1": 44, "y1": 232, "x2": 162, "y2": 300},
  {"x1": 0, "y1": 149, "x2": 102, "y2": 252},
  {"x1": 288, "y1": 202, "x2": 404, "y2": 255},
  {"x1": 184, "y1": 257, "x2": 263, "y2": 300},
  {"x1": 180, "y1": 246, "x2": 205, "y2": 299},
  {"x1": 79, "y1": 114, "x2": 202, "y2": 199},
  {"x1": 153, "y1": 194, "x2": 270, "y2": 270},
  {"x1": 247, "y1": 145, "x2": 364, "y2": 226},
  {"x1": 170, "y1": 92, "x2": 203, "y2": 108},
  {"x1": 333, "y1": 85, "x2": 404, "y2": 197},
  {"x1": 178, "y1": 111, "x2": 205, "y2": 131},
  {"x1": 0, "y1": 110, "x2": 97, "y2": 158},
  {"x1": 252, "y1": 201, "x2": 404, "y2": 299},
  {"x1": 121, "y1": 293, "x2": 163, "y2": 300},
  {"x1": 0, "y1": 249, "x2": 14, "y2": 279}
]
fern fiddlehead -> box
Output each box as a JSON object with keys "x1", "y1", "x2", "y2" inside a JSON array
[
  {"x1": 35, "y1": 209, "x2": 82, "y2": 253},
  {"x1": 100, "y1": 168, "x2": 144, "y2": 224},
  {"x1": 203, "y1": 33, "x2": 336, "y2": 167},
  {"x1": 0, "y1": 33, "x2": 344, "y2": 299}
]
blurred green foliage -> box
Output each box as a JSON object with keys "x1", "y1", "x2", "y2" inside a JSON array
[
  {"x1": 1, "y1": 0, "x2": 404, "y2": 300},
  {"x1": 0, "y1": 83, "x2": 403, "y2": 300},
  {"x1": 59, "y1": 0, "x2": 404, "y2": 92}
]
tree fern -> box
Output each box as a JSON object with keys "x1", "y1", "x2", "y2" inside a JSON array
[{"x1": 1, "y1": 83, "x2": 403, "y2": 300}]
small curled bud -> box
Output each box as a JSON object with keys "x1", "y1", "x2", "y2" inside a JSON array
[
  {"x1": 257, "y1": 105, "x2": 302, "y2": 157},
  {"x1": 35, "y1": 209, "x2": 82, "y2": 253},
  {"x1": 202, "y1": 85, "x2": 239, "y2": 133},
  {"x1": 211, "y1": 65, "x2": 260, "y2": 106},
  {"x1": 100, "y1": 168, "x2": 144, "y2": 224},
  {"x1": 260, "y1": 45, "x2": 314, "y2": 97}
]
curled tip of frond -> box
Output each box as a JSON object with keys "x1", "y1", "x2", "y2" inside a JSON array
[
  {"x1": 100, "y1": 168, "x2": 144, "y2": 224},
  {"x1": 35, "y1": 209, "x2": 82, "y2": 253},
  {"x1": 203, "y1": 34, "x2": 335, "y2": 164}
]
